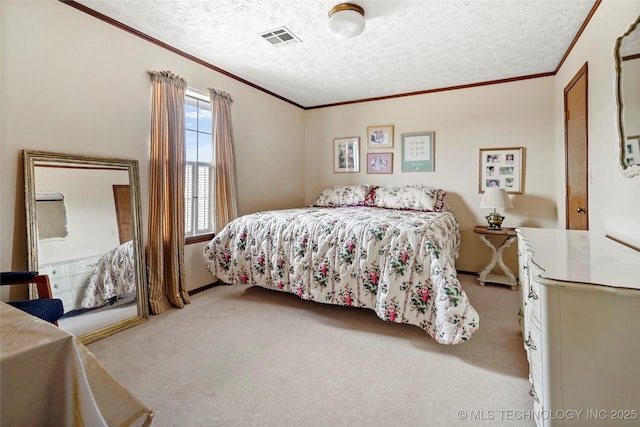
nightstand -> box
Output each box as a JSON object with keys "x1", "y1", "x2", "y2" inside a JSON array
[{"x1": 473, "y1": 226, "x2": 518, "y2": 290}]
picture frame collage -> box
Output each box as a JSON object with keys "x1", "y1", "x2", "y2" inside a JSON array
[
  {"x1": 333, "y1": 125, "x2": 436, "y2": 174},
  {"x1": 478, "y1": 147, "x2": 525, "y2": 194}
]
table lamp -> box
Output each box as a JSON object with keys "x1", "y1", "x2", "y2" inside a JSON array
[{"x1": 480, "y1": 187, "x2": 513, "y2": 230}]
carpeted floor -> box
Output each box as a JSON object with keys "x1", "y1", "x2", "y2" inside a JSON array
[{"x1": 88, "y1": 274, "x2": 534, "y2": 427}]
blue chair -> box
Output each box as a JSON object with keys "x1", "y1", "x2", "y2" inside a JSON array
[{"x1": 0, "y1": 271, "x2": 63, "y2": 325}]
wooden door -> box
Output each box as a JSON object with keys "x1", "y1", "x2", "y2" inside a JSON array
[
  {"x1": 113, "y1": 185, "x2": 132, "y2": 243},
  {"x1": 564, "y1": 63, "x2": 589, "y2": 230}
]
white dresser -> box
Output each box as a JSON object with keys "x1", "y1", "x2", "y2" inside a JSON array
[
  {"x1": 516, "y1": 228, "x2": 640, "y2": 426},
  {"x1": 39, "y1": 255, "x2": 102, "y2": 313}
]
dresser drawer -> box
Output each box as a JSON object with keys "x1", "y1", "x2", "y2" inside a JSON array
[
  {"x1": 55, "y1": 290, "x2": 74, "y2": 311},
  {"x1": 71, "y1": 271, "x2": 92, "y2": 290},
  {"x1": 517, "y1": 243, "x2": 531, "y2": 266},
  {"x1": 72, "y1": 287, "x2": 87, "y2": 307},
  {"x1": 40, "y1": 263, "x2": 70, "y2": 279},
  {"x1": 530, "y1": 351, "x2": 543, "y2": 395},
  {"x1": 524, "y1": 321, "x2": 542, "y2": 369},
  {"x1": 71, "y1": 272, "x2": 91, "y2": 306},
  {"x1": 520, "y1": 267, "x2": 532, "y2": 311},
  {"x1": 527, "y1": 269, "x2": 542, "y2": 323},
  {"x1": 49, "y1": 276, "x2": 72, "y2": 294},
  {"x1": 529, "y1": 350, "x2": 543, "y2": 411},
  {"x1": 517, "y1": 252, "x2": 528, "y2": 281},
  {"x1": 69, "y1": 257, "x2": 100, "y2": 276},
  {"x1": 518, "y1": 266, "x2": 528, "y2": 287}
]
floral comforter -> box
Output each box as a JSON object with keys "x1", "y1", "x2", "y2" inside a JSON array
[
  {"x1": 203, "y1": 207, "x2": 479, "y2": 344},
  {"x1": 82, "y1": 240, "x2": 136, "y2": 309}
]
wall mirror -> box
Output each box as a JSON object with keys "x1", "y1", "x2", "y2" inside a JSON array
[
  {"x1": 615, "y1": 14, "x2": 640, "y2": 178},
  {"x1": 24, "y1": 150, "x2": 149, "y2": 344}
]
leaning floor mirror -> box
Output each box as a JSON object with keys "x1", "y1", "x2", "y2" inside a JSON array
[{"x1": 23, "y1": 150, "x2": 149, "y2": 344}]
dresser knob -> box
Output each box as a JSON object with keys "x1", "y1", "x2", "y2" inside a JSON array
[
  {"x1": 52, "y1": 269, "x2": 57, "y2": 275},
  {"x1": 53, "y1": 283, "x2": 58, "y2": 289},
  {"x1": 528, "y1": 288, "x2": 539, "y2": 300}
]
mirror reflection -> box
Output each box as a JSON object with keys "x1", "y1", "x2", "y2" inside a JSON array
[
  {"x1": 35, "y1": 193, "x2": 68, "y2": 239},
  {"x1": 616, "y1": 15, "x2": 640, "y2": 177},
  {"x1": 24, "y1": 150, "x2": 149, "y2": 344}
]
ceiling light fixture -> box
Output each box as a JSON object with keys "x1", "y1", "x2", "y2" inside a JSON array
[{"x1": 328, "y1": 3, "x2": 365, "y2": 39}]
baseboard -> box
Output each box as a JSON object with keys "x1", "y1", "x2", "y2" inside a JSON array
[
  {"x1": 188, "y1": 281, "x2": 220, "y2": 296},
  {"x1": 457, "y1": 270, "x2": 479, "y2": 277}
]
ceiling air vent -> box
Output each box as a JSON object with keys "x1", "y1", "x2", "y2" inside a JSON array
[{"x1": 259, "y1": 27, "x2": 301, "y2": 46}]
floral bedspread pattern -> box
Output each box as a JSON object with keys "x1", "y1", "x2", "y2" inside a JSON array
[
  {"x1": 203, "y1": 207, "x2": 479, "y2": 344},
  {"x1": 82, "y1": 240, "x2": 136, "y2": 309}
]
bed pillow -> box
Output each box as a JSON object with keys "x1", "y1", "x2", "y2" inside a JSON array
[
  {"x1": 372, "y1": 185, "x2": 447, "y2": 212},
  {"x1": 313, "y1": 185, "x2": 372, "y2": 207}
]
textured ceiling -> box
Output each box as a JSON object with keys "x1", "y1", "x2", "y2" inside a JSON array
[{"x1": 74, "y1": 0, "x2": 598, "y2": 108}]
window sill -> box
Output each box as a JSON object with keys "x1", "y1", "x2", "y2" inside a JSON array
[{"x1": 185, "y1": 233, "x2": 214, "y2": 245}]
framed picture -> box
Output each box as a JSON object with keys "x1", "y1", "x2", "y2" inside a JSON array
[
  {"x1": 367, "y1": 152, "x2": 393, "y2": 174},
  {"x1": 401, "y1": 131, "x2": 435, "y2": 172},
  {"x1": 334, "y1": 137, "x2": 360, "y2": 173},
  {"x1": 367, "y1": 125, "x2": 394, "y2": 148},
  {"x1": 479, "y1": 147, "x2": 525, "y2": 193}
]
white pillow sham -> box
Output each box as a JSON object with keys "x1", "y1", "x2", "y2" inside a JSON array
[
  {"x1": 371, "y1": 185, "x2": 446, "y2": 212},
  {"x1": 313, "y1": 185, "x2": 372, "y2": 207}
]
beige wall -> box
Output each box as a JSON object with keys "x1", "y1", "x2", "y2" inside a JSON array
[
  {"x1": 554, "y1": 0, "x2": 640, "y2": 249},
  {"x1": 304, "y1": 0, "x2": 640, "y2": 271},
  {"x1": 304, "y1": 78, "x2": 559, "y2": 273},
  {"x1": 2, "y1": 1, "x2": 638, "y2": 297},
  {"x1": 0, "y1": 1, "x2": 305, "y2": 293}
]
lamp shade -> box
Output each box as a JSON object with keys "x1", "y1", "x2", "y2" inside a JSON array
[
  {"x1": 480, "y1": 188, "x2": 513, "y2": 209},
  {"x1": 328, "y1": 3, "x2": 365, "y2": 39}
]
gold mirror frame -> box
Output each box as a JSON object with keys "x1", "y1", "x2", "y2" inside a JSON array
[
  {"x1": 615, "y1": 15, "x2": 640, "y2": 178},
  {"x1": 23, "y1": 150, "x2": 149, "y2": 344}
]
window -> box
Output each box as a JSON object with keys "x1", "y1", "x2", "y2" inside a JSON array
[{"x1": 185, "y1": 91, "x2": 214, "y2": 239}]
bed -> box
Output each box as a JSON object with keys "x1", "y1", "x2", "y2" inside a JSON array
[
  {"x1": 81, "y1": 240, "x2": 137, "y2": 309},
  {"x1": 203, "y1": 185, "x2": 479, "y2": 344}
]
